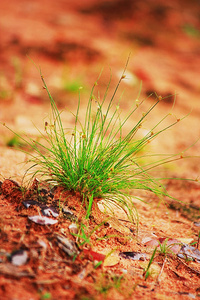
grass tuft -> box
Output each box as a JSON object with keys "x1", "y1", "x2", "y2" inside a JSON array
[{"x1": 2, "y1": 61, "x2": 195, "y2": 222}]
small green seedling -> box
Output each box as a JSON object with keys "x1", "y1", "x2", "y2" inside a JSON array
[
  {"x1": 63, "y1": 79, "x2": 83, "y2": 93},
  {"x1": 74, "y1": 223, "x2": 92, "y2": 248},
  {"x1": 95, "y1": 273, "x2": 124, "y2": 297},
  {"x1": 72, "y1": 220, "x2": 108, "y2": 249},
  {"x1": 158, "y1": 239, "x2": 171, "y2": 256},
  {"x1": 143, "y1": 246, "x2": 157, "y2": 280},
  {"x1": 112, "y1": 275, "x2": 124, "y2": 291},
  {"x1": 158, "y1": 238, "x2": 179, "y2": 256},
  {"x1": 94, "y1": 260, "x2": 103, "y2": 269},
  {"x1": 6, "y1": 135, "x2": 25, "y2": 148},
  {"x1": 38, "y1": 291, "x2": 52, "y2": 300}
]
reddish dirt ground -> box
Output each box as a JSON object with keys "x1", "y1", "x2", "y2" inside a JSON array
[{"x1": 0, "y1": 0, "x2": 200, "y2": 299}]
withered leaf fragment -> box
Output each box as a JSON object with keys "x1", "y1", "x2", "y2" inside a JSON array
[
  {"x1": 28, "y1": 215, "x2": 58, "y2": 225},
  {"x1": 56, "y1": 234, "x2": 79, "y2": 256},
  {"x1": 119, "y1": 251, "x2": 147, "y2": 261},
  {"x1": 10, "y1": 250, "x2": 28, "y2": 266},
  {"x1": 178, "y1": 244, "x2": 200, "y2": 263}
]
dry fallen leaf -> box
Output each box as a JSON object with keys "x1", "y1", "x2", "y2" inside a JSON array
[
  {"x1": 119, "y1": 251, "x2": 147, "y2": 261},
  {"x1": 177, "y1": 238, "x2": 193, "y2": 244},
  {"x1": 56, "y1": 234, "x2": 79, "y2": 257},
  {"x1": 144, "y1": 238, "x2": 159, "y2": 247},
  {"x1": 83, "y1": 249, "x2": 106, "y2": 262},
  {"x1": 0, "y1": 263, "x2": 35, "y2": 278},
  {"x1": 28, "y1": 215, "x2": 58, "y2": 225},
  {"x1": 140, "y1": 262, "x2": 161, "y2": 279},
  {"x1": 178, "y1": 244, "x2": 200, "y2": 262},
  {"x1": 144, "y1": 238, "x2": 182, "y2": 254},
  {"x1": 108, "y1": 218, "x2": 131, "y2": 235},
  {"x1": 69, "y1": 223, "x2": 78, "y2": 235},
  {"x1": 23, "y1": 200, "x2": 59, "y2": 218},
  {"x1": 11, "y1": 250, "x2": 28, "y2": 266},
  {"x1": 104, "y1": 255, "x2": 120, "y2": 267},
  {"x1": 194, "y1": 222, "x2": 200, "y2": 227},
  {"x1": 41, "y1": 207, "x2": 59, "y2": 218}
]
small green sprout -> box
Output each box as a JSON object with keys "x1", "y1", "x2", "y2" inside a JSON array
[
  {"x1": 6, "y1": 135, "x2": 24, "y2": 148},
  {"x1": 143, "y1": 246, "x2": 157, "y2": 280},
  {"x1": 95, "y1": 273, "x2": 124, "y2": 296},
  {"x1": 158, "y1": 238, "x2": 181, "y2": 257},
  {"x1": 63, "y1": 79, "x2": 83, "y2": 93}
]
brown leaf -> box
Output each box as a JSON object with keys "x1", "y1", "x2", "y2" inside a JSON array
[
  {"x1": 104, "y1": 255, "x2": 120, "y2": 267},
  {"x1": 0, "y1": 263, "x2": 35, "y2": 278},
  {"x1": 119, "y1": 251, "x2": 147, "y2": 261},
  {"x1": 83, "y1": 249, "x2": 106, "y2": 262},
  {"x1": 28, "y1": 215, "x2": 58, "y2": 225}
]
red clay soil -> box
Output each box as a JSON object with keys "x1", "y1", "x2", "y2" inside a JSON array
[
  {"x1": 0, "y1": 177, "x2": 200, "y2": 300},
  {"x1": 0, "y1": 0, "x2": 200, "y2": 299}
]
